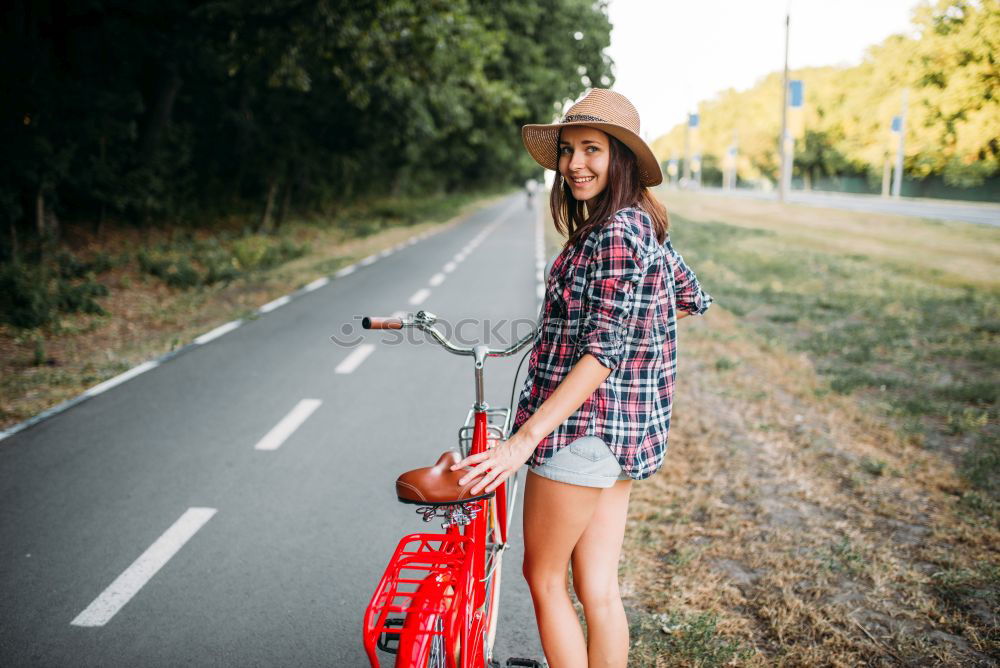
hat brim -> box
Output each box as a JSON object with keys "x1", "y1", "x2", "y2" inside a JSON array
[{"x1": 522, "y1": 121, "x2": 663, "y2": 187}]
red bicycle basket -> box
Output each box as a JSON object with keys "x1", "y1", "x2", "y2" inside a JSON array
[{"x1": 363, "y1": 532, "x2": 474, "y2": 666}]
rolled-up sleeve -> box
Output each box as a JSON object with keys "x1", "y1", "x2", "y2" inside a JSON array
[
  {"x1": 664, "y1": 238, "x2": 713, "y2": 315},
  {"x1": 575, "y1": 221, "x2": 644, "y2": 370}
]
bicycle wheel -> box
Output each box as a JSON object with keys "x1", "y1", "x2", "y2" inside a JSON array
[{"x1": 483, "y1": 469, "x2": 521, "y2": 664}]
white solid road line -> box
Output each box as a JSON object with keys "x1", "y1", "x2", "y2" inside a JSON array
[
  {"x1": 409, "y1": 288, "x2": 432, "y2": 305},
  {"x1": 70, "y1": 507, "x2": 217, "y2": 628},
  {"x1": 534, "y1": 199, "x2": 546, "y2": 308},
  {"x1": 193, "y1": 320, "x2": 242, "y2": 345},
  {"x1": 253, "y1": 399, "x2": 323, "y2": 451},
  {"x1": 429, "y1": 273, "x2": 446, "y2": 286},
  {"x1": 335, "y1": 343, "x2": 376, "y2": 374}
]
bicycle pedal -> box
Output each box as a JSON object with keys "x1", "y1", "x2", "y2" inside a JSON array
[
  {"x1": 376, "y1": 617, "x2": 404, "y2": 654},
  {"x1": 506, "y1": 659, "x2": 545, "y2": 667}
]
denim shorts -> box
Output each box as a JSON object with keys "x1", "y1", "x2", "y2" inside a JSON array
[{"x1": 529, "y1": 436, "x2": 631, "y2": 488}]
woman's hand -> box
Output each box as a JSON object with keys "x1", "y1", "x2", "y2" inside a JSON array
[{"x1": 451, "y1": 432, "x2": 537, "y2": 495}]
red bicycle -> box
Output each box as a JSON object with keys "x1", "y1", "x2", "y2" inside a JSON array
[{"x1": 360, "y1": 310, "x2": 541, "y2": 668}]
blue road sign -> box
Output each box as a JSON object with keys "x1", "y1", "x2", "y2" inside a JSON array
[
  {"x1": 789, "y1": 80, "x2": 804, "y2": 108},
  {"x1": 688, "y1": 113, "x2": 699, "y2": 128},
  {"x1": 891, "y1": 115, "x2": 902, "y2": 133}
]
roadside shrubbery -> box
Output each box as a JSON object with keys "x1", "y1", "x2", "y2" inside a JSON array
[
  {"x1": 135, "y1": 235, "x2": 308, "y2": 289},
  {"x1": 1, "y1": 233, "x2": 309, "y2": 329},
  {"x1": 0, "y1": 259, "x2": 111, "y2": 330}
]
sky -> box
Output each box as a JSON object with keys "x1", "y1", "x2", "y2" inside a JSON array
[{"x1": 605, "y1": 0, "x2": 924, "y2": 141}]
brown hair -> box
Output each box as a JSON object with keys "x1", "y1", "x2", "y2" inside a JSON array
[{"x1": 549, "y1": 129, "x2": 669, "y2": 249}]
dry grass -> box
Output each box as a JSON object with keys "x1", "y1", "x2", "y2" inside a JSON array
[
  {"x1": 543, "y1": 193, "x2": 999, "y2": 666},
  {"x1": 662, "y1": 191, "x2": 999, "y2": 290},
  {"x1": 624, "y1": 307, "x2": 997, "y2": 665},
  {"x1": 1, "y1": 193, "x2": 507, "y2": 431}
]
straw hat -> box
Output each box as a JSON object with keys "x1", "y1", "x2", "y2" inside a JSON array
[{"x1": 522, "y1": 88, "x2": 663, "y2": 187}]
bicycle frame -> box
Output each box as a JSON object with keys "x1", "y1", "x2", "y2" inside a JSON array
[{"x1": 361, "y1": 311, "x2": 534, "y2": 668}]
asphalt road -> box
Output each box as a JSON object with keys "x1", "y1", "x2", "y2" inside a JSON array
[
  {"x1": 0, "y1": 194, "x2": 546, "y2": 667},
  {"x1": 698, "y1": 186, "x2": 1000, "y2": 226}
]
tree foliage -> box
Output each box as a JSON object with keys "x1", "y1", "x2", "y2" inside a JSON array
[
  {"x1": 652, "y1": 0, "x2": 999, "y2": 189},
  {"x1": 0, "y1": 0, "x2": 613, "y2": 257}
]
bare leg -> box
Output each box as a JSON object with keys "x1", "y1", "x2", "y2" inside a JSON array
[
  {"x1": 522, "y1": 470, "x2": 603, "y2": 668},
  {"x1": 571, "y1": 478, "x2": 632, "y2": 668}
]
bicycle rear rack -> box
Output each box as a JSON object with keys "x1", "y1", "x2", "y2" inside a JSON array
[
  {"x1": 363, "y1": 533, "x2": 474, "y2": 665},
  {"x1": 457, "y1": 407, "x2": 510, "y2": 458}
]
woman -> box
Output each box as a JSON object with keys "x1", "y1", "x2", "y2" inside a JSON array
[{"x1": 452, "y1": 88, "x2": 713, "y2": 667}]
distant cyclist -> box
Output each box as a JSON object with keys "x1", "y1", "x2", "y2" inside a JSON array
[
  {"x1": 525, "y1": 178, "x2": 540, "y2": 209},
  {"x1": 453, "y1": 88, "x2": 714, "y2": 667}
]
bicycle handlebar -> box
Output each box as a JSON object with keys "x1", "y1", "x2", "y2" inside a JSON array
[
  {"x1": 361, "y1": 316, "x2": 403, "y2": 330},
  {"x1": 360, "y1": 310, "x2": 535, "y2": 359}
]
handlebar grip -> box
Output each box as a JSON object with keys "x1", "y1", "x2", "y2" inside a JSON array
[{"x1": 361, "y1": 316, "x2": 403, "y2": 330}]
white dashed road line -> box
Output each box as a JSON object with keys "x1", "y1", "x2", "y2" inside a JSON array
[
  {"x1": 334, "y1": 264, "x2": 356, "y2": 278},
  {"x1": 429, "y1": 273, "x2": 445, "y2": 287},
  {"x1": 303, "y1": 276, "x2": 329, "y2": 292},
  {"x1": 83, "y1": 360, "x2": 160, "y2": 398},
  {"x1": 194, "y1": 320, "x2": 243, "y2": 345},
  {"x1": 335, "y1": 343, "x2": 376, "y2": 374},
  {"x1": 253, "y1": 399, "x2": 323, "y2": 451},
  {"x1": 259, "y1": 295, "x2": 291, "y2": 313},
  {"x1": 0, "y1": 197, "x2": 514, "y2": 442},
  {"x1": 409, "y1": 288, "x2": 432, "y2": 306},
  {"x1": 70, "y1": 507, "x2": 217, "y2": 628}
]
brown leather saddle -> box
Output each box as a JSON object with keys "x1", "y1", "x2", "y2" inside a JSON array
[{"x1": 396, "y1": 451, "x2": 495, "y2": 506}]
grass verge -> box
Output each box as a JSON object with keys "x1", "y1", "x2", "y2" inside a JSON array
[{"x1": 544, "y1": 191, "x2": 999, "y2": 665}]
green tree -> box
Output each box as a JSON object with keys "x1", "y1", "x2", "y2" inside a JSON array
[
  {"x1": 0, "y1": 0, "x2": 614, "y2": 261},
  {"x1": 650, "y1": 0, "x2": 999, "y2": 191}
]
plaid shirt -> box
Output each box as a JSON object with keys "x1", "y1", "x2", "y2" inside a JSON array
[{"x1": 512, "y1": 206, "x2": 713, "y2": 480}]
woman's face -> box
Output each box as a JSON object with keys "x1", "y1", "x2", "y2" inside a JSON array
[{"x1": 558, "y1": 126, "x2": 610, "y2": 206}]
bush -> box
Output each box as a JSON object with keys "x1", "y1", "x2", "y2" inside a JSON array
[
  {"x1": 56, "y1": 250, "x2": 115, "y2": 279},
  {"x1": 0, "y1": 263, "x2": 110, "y2": 328},
  {"x1": 138, "y1": 235, "x2": 307, "y2": 289},
  {"x1": 56, "y1": 279, "x2": 109, "y2": 315},
  {"x1": 0, "y1": 264, "x2": 55, "y2": 328}
]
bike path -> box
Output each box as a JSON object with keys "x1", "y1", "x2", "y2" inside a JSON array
[
  {"x1": 700, "y1": 186, "x2": 1000, "y2": 226},
  {"x1": 0, "y1": 194, "x2": 545, "y2": 666}
]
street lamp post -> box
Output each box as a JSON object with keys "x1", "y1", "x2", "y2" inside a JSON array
[
  {"x1": 779, "y1": 11, "x2": 790, "y2": 202},
  {"x1": 683, "y1": 119, "x2": 691, "y2": 184}
]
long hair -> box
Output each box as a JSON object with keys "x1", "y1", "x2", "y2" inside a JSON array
[{"x1": 549, "y1": 130, "x2": 669, "y2": 248}]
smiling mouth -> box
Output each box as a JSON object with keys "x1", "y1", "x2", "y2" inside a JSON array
[{"x1": 571, "y1": 176, "x2": 595, "y2": 184}]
